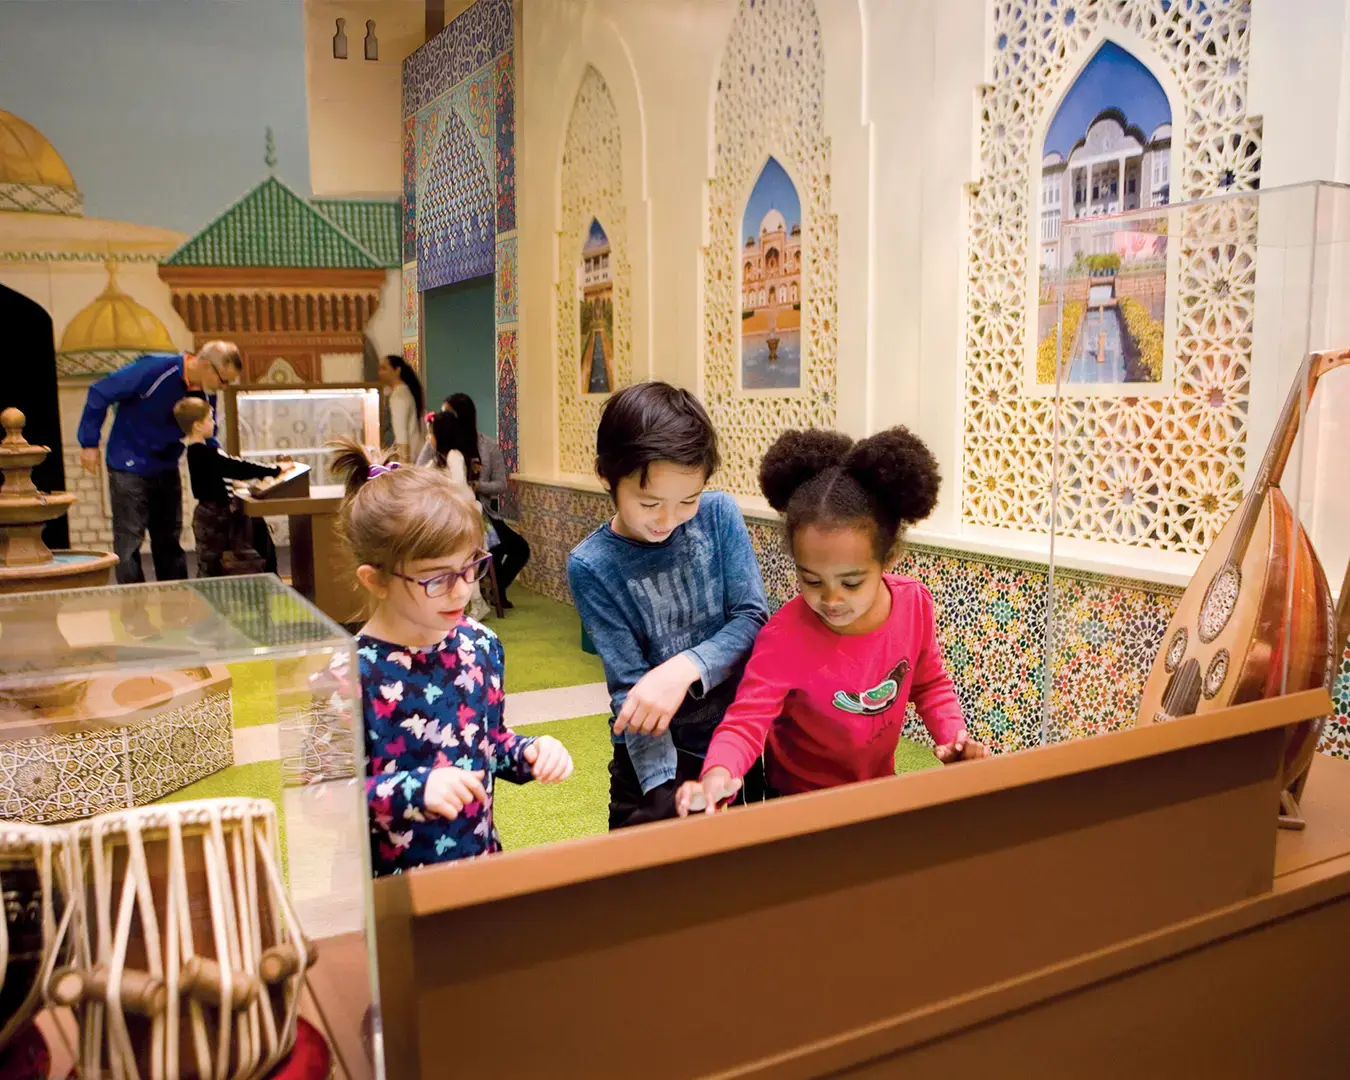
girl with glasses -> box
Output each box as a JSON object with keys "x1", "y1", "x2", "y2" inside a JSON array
[{"x1": 328, "y1": 437, "x2": 573, "y2": 874}]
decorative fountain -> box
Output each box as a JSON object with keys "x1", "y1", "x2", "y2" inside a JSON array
[
  {"x1": 0, "y1": 407, "x2": 117, "y2": 593},
  {"x1": 0, "y1": 407, "x2": 234, "y2": 824}
]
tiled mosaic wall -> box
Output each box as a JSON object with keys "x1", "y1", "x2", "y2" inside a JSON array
[
  {"x1": 514, "y1": 479, "x2": 1350, "y2": 760},
  {"x1": 401, "y1": 0, "x2": 518, "y2": 478}
]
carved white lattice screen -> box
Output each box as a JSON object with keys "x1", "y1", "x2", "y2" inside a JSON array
[{"x1": 965, "y1": 0, "x2": 1261, "y2": 554}]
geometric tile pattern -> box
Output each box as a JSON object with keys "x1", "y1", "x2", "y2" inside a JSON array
[
  {"x1": 402, "y1": 117, "x2": 417, "y2": 263},
  {"x1": 403, "y1": 1, "x2": 515, "y2": 474},
  {"x1": 703, "y1": 0, "x2": 839, "y2": 496},
  {"x1": 0, "y1": 690, "x2": 234, "y2": 824},
  {"x1": 965, "y1": 0, "x2": 1262, "y2": 554},
  {"x1": 496, "y1": 235, "x2": 517, "y2": 324},
  {"x1": 557, "y1": 66, "x2": 631, "y2": 475},
  {"x1": 497, "y1": 329, "x2": 519, "y2": 519},
  {"x1": 494, "y1": 51, "x2": 516, "y2": 233},
  {"x1": 401, "y1": 0, "x2": 512, "y2": 116},
  {"x1": 514, "y1": 478, "x2": 1350, "y2": 760},
  {"x1": 402, "y1": 261, "x2": 419, "y2": 339},
  {"x1": 415, "y1": 106, "x2": 495, "y2": 291}
]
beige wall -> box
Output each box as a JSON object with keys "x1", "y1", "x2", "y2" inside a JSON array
[
  {"x1": 513, "y1": 0, "x2": 1350, "y2": 582},
  {"x1": 304, "y1": 0, "x2": 426, "y2": 197}
]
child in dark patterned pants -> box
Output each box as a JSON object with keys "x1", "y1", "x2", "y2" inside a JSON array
[{"x1": 174, "y1": 398, "x2": 280, "y2": 577}]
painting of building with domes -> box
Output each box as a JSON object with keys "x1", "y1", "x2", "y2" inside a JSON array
[
  {"x1": 0, "y1": 107, "x2": 191, "y2": 551},
  {"x1": 741, "y1": 156, "x2": 802, "y2": 391}
]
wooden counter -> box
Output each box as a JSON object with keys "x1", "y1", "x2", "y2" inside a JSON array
[
  {"x1": 239, "y1": 484, "x2": 363, "y2": 626},
  {"x1": 372, "y1": 689, "x2": 1350, "y2": 1079}
]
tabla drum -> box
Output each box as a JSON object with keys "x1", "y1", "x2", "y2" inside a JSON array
[
  {"x1": 0, "y1": 821, "x2": 67, "y2": 1054},
  {"x1": 48, "y1": 798, "x2": 317, "y2": 1080}
]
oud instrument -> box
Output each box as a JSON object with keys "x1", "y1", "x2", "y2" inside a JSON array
[{"x1": 1136, "y1": 347, "x2": 1350, "y2": 802}]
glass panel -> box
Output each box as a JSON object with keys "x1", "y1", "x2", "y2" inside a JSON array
[
  {"x1": 234, "y1": 385, "x2": 381, "y2": 485},
  {"x1": 1046, "y1": 181, "x2": 1350, "y2": 746},
  {"x1": 0, "y1": 574, "x2": 377, "y2": 1074}
]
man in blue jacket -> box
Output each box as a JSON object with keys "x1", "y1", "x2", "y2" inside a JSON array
[{"x1": 78, "y1": 340, "x2": 243, "y2": 583}]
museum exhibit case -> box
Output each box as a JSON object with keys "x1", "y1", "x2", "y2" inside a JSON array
[
  {"x1": 0, "y1": 575, "x2": 376, "y2": 1078},
  {"x1": 222, "y1": 384, "x2": 381, "y2": 488}
]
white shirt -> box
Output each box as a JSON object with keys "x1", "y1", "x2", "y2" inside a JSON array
[{"x1": 387, "y1": 383, "x2": 420, "y2": 456}]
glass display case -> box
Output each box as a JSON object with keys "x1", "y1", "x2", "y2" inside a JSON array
[
  {"x1": 223, "y1": 383, "x2": 381, "y2": 487},
  {"x1": 1040, "y1": 181, "x2": 1350, "y2": 769},
  {"x1": 0, "y1": 575, "x2": 378, "y2": 1076}
]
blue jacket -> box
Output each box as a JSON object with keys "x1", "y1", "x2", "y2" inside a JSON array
[{"x1": 78, "y1": 353, "x2": 206, "y2": 476}]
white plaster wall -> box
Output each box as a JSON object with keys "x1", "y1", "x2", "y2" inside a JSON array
[
  {"x1": 304, "y1": 0, "x2": 425, "y2": 198},
  {"x1": 514, "y1": 0, "x2": 1350, "y2": 579}
]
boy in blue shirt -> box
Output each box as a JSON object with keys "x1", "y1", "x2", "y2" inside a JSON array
[{"x1": 567, "y1": 382, "x2": 769, "y2": 828}]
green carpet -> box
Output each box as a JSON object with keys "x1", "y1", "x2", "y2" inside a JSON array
[
  {"x1": 490, "y1": 590, "x2": 606, "y2": 693},
  {"x1": 495, "y1": 714, "x2": 944, "y2": 851}
]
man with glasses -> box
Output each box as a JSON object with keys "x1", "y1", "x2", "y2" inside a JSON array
[{"x1": 77, "y1": 340, "x2": 243, "y2": 583}]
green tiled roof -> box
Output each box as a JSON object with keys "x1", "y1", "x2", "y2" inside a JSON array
[
  {"x1": 164, "y1": 176, "x2": 384, "y2": 270},
  {"x1": 311, "y1": 199, "x2": 401, "y2": 269}
]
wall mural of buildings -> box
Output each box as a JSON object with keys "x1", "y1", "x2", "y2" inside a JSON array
[
  {"x1": 740, "y1": 156, "x2": 802, "y2": 392},
  {"x1": 1035, "y1": 42, "x2": 1172, "y2": 389}
]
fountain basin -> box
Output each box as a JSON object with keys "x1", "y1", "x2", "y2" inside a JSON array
[{"x1": 0, "y1": 550, "x2": 117, "y2": 593}]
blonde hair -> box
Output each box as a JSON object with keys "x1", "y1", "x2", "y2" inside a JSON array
[
  {"x1": 173, "y1": 396, "x2": 212, "y2": 434},
  {"x1": 328, "y1": 437, "x2": 482, "y2": 578}
]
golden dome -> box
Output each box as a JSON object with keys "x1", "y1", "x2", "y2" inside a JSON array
[
  {"x1": 0, "y1": 110, "x2": 76, "y2": 188},
  {"x1": 60, "y1": 263, "x2": 175, "y2": 354}
]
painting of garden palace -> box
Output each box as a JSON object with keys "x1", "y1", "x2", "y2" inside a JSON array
[
  {"x1": 1034, "y1": 42, "x2": 1171, "y2": 388},
  {"x1": 580, "y1": 218, "x2": 614, "y2": 395}
]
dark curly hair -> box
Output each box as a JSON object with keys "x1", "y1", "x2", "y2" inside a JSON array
[{"x1": 759, "y1": 426, "x2": 941, "y2": 561}]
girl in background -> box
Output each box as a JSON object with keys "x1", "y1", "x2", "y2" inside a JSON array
[
  {"x1": 378, "y1": 354, "x2": 424, "y2": 462},
  {"x1": 448, "y1": 392, "x2": 531, "y2": 609},
  {"x1": 676, "y1": 426, "x2": 988, "y2": 815},
  {"x1": 329, "y1": 437, "x2": 572, "y2": 873}
]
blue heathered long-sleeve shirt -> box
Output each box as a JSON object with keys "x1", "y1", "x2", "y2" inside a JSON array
[
  {"x1": 567, "y1": 491, "x2": 770, "y2": 792},
  {"x1": 78, "y1": 353, "x2": 203, "y2": 476}
]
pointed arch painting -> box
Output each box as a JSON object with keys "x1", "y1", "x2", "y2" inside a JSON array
[
  {"x1": 740, "y1": 156, "x2": 802, "y2": 391},
  {"x1": 579, "y1": 218, "x2": 614, "y2": 395},
  {"x1": 1033, "y1": 41, "x2": 1174, "y2": 391}
]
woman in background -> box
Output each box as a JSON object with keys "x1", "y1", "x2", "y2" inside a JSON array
[
  {"x1": 429, "y1": 408, "x2": 493, "y2": 622},
  {"x1": 448, "y1": 392, "x2": 531, "y2": 609},
  {"x1": 379, "y1": 354, "x2": 424, "y2": 461}
]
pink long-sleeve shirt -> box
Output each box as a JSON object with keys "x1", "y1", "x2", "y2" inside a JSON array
[{"x1": 701, "y1": 575, "x2": 964, "y2": 795}]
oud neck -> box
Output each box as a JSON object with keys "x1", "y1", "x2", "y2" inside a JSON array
[
  {"x1": 1223, "y1": 347, "x2": 1350, "y2": 567},
  {"x1": 1256, "y1": 347, "x2": 1350, "y2": 493}
]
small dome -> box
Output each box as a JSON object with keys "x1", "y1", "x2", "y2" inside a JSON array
[
  {"x1": 60, "y1": 263, "x2": 175, "y2": 355},
  {"x1": 0, "y1": 109, "x2": 75, "y2": 188},
  {"x1": 759, "y1": 208, "x2": 787, "y2": 235}
]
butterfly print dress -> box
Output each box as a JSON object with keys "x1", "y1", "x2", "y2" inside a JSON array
[{"x1": 355, "y1": 622, "x2": 537, "y2": 875}]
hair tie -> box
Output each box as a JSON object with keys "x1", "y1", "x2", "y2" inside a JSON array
[{"x1": 368, "y1": 462, "x2": 400, "y2": 479}]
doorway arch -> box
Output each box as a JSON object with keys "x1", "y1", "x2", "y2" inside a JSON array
[{"x1": 0, "y1": 284, "x2": 67, "y2": 548}]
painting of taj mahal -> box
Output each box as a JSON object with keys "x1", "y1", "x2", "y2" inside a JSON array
[
  {"x1": 1034, "y1": 42, "x2": 1172, "y2": 389},
  {"x1": 741, "y1": 156, "x2": 801, "y2": 391}
]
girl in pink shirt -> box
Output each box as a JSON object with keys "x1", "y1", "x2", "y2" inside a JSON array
[{"x1": 676, "y1": 426, "x2": 989, "y2": 814}]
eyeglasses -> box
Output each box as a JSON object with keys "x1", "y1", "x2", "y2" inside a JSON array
[
  {"x1": 386, "y1": 553, "x2": 492, "y2": 598},
  {"x1": 209, "y1": 359, "x2": 239, "y2": 386}
]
